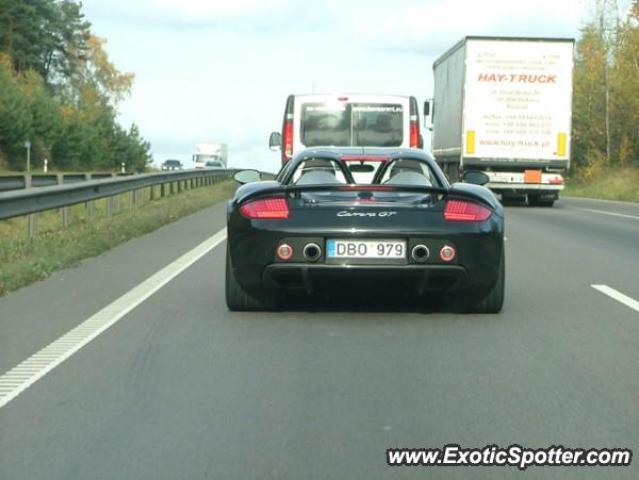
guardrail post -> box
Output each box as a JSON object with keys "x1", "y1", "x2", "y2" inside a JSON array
[
  {"x1": 129, "y1": 190, "x2": 135, "y2": 217},
  {"x1": 177, "y1": 180, "x2": 182, "y2": 194},
  {"x1": 160, "y1": 183, "x2": 165, "y2": 197},
  {"x1": 106, "y1": 196, "x2": 114, "y2": 218},
  {"x1": 27, "y1": 213, "x2": 38, "y2": 238},
  {"x1": 61, "y1": 207, "x2": 69, "y2": 228},
  {"x1": 170, "y1": 182, "x2": 174, "y2": 195},
  {"x1": 87, "y1": 201, "x2": 95, "y2": 224},
  {"x1": 150, "y1": 185, "x2": 155, "y2": 201},
  {"x1": 24, "y1": 174, "x2": 38, "y2": 237},
  {"x1": 55, "y1": 174, "x2": 70, "y2": 228}
]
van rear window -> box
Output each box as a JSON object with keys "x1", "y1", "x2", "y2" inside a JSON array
[{"x1": 301, "y1": 103, "x2": 403, "y2": 147}]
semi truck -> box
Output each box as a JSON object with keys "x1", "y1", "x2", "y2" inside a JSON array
[
  {"x1": 193, "y1": 143, "x2": 228, "y2": 169},
  {"x1": 427, "y1": 36, "x2": 574, "y2": 206}
]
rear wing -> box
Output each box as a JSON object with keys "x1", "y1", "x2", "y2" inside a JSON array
[{"x1": 234, "y1": 183, "x2": 499, "y2": 211}]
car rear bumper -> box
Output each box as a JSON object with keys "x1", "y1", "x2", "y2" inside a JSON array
[{"x1": 262, "y1": 263, "x2": 471, "y2": 294}]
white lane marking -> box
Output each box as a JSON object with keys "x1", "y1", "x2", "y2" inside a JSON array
[
  {"x1": 591, "y1": 285, "x2": 639, "y2": 313},
  {"x1": 0, "y1": 228, "x2": 227, "y2": 409},
  {"x1": 575, "y1": 208, "x2": 639, "y2": 221},
  {"x1": 564, "y1": 196, "x2": 638, "y2": 207}
]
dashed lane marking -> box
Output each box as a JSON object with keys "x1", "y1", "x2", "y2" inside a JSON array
[
  {"x1": 591, "y1": 284, "x2": 639, "y2": 314},
  {"x1": 576, "y1": 208, "x2": 639, "y2": 221}
]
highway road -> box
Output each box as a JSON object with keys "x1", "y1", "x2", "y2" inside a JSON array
[{"x1": 0, "y1": 195, "x2": 637, "y2": 479}]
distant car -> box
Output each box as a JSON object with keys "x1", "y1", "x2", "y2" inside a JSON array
[
  {"x1": 161, "y1": 159, "x2": 183, "y2": 171},
  {"x1": 205, "y1": 160, "x2": 225, "y2": 169},
  {"x1": 225, "y1": 148, "x2": 505, "y2": 313}
]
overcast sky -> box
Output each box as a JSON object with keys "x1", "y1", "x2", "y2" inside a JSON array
[{"x1": 82, "y1": 0, "x2": 603, "y2": 172}]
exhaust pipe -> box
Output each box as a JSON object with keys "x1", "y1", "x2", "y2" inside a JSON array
[
  {"x1": 303, "y1": 243, "x2": 322, "y2": 262},
  {"x1": 411, "y1": 244, "x2": 430, "y2": 263}
]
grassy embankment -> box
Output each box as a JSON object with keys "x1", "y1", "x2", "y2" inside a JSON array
[
  {"x1": 0, "y1": 180, "x2": 236, "y2": 296},
  {"x1": 563, "y1": 167, "x2": 639, "y2": 203}
]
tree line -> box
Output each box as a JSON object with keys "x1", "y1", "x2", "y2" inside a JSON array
[
  {"x1": 1, "y1": 1, "x2": 637, "y2": 176},
  {"x1": 573, "y1": 0, "x2": 639, "y2": 179},
  {"x1": 0, "y1": 0, "x2": 151, "y2": 172}
]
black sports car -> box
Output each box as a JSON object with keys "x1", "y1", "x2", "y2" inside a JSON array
[{"x1": 226, "y1": 148, "x2": 504, "y2": 313}]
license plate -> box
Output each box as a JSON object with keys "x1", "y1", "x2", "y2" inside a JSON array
[{"x1": 326, "y1": 239, "x2": 406, "y2": 259}]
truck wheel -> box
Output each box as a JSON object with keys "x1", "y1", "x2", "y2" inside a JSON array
[
  {"x1": 529, "y1": 195, "x2": 555, "y2": 207},
  {"x1": 447, "y1": 163, "x2": 460, "y2": 183},
  {"x1": 469, "y1": 249, "x2": 505, "y2": 314},
  {"x1": 225, "y1": 247, "x2": 276, "y2": 311}
]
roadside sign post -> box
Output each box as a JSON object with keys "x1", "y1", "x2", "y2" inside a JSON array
[{"x1": 24, "y1": 140, "x2": 31, "y2": 173}]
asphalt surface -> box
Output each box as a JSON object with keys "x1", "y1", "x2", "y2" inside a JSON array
[{"x1": 0, "y1": 195, "x2": 638, "y2": 479}]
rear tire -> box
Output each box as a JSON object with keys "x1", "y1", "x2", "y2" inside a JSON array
[
  {"x1": 469, "y1": 249, "x2": 505, "y2": 314},
  {"x1": 447, "y1": 163, "x2": 460, "y2": 183},
  {"x1": 225, "y1": 247, "x2": 275, "y2": 311}
]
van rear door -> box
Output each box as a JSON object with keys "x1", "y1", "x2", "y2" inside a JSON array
[{"x1": 293, "y1": 94, "x2": 412, "y2": 153}]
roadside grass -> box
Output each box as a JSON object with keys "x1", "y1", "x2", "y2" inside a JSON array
[
  {"x1": 563, "y1": 167, "x2": 639, "y2": 203},
  {"x1": 0, "y1": 180, "x2": 237, "y2": 296}
]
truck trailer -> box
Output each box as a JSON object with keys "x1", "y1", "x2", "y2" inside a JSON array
[
  {"x1": 428, "y1": 36, "x2": 574, "y2": 206},
  {"x1": 193, "y1": 143, "x2": 228, "y2": 169}
]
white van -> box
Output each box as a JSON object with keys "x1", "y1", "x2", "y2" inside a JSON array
[{"x1": 269, "y1": 94, "x2": 423, "y2": 165}]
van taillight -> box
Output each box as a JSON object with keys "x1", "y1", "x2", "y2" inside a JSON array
[
  {"x1": 282, "y1": 120, "x2": 293, "y2": 163},
  {"x1": 240, "y1": 198, "x2": 290, "y2": 220},
  {"x1": 409, "y1": 97, "x2": 421, "y2": 148},
  {"x1": 410, "y1": 121, "x2": 419, "y2": 148},
  {"x1": 444, "y1": 200, "x2": 491, "y2": 222}
]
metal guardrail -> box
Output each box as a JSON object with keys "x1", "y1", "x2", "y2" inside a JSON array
[
  {"x1": 0, "y1": 168, "x2": 276, "y2": 239},
  {"x1": 0, "y1": 169, "x2": 245, "y2": 223},
  {"x1": 0, "y1": 172, "x2": 134, "y2": 192}
]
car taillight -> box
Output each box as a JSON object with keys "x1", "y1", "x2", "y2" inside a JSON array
[
  {"x1": 439, "y1": 245, "x2": 456, "y2": 262},
  {"x1": 276, "y1": 243, "x2": 294, "y2": 260},
  {"x1": 410, "y1": 120, "x2": 419, "y2": 148},
  {"x1": 444, "y1": 200, "x2": 492, "y2": 222},
  {"x1": 240, "y1": 198, "x2": 290, "y2": 220},
  {"x1": 283, "y1": 120, "x2": 293, "y2": 163}
]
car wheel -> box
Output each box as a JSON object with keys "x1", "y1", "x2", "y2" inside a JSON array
[
  {"x1": 469, "y1": 248, "x2": 505, "y2": 314},
  {"x1": 225, "y1": 246, "x2": 276, "y2": 311}
]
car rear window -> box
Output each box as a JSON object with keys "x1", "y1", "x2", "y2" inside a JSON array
[{"x1": 301, "y1": 103, "x2": 403, "y2": 148}]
